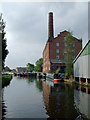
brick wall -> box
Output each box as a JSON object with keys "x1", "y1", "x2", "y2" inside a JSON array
[
  {"x1": 43, "y1": 31, "x2": 82, "y2": 73},
  {"x1": 43, "y1": 42, "x2": 51, "y2": 73}
]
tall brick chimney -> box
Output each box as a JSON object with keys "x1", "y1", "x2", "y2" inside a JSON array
[{"x1": 48, "y1": 12, "x2": 54, "y2": 39}]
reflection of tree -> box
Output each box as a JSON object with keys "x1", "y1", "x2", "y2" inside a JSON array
[
  {"x1": 2, "y1": 97, "x2": 7, "y2": 120},
  {"x1": 64, "y1": 84, "x2": 78, "y2": 118},
  {"x1": 0, "y1": 88, "x2": 2, "y2": 120},
  {"x1": 26, "y1": 77, "x2": 36, "y2": 84},
  {"x1": 35, "y1": 79, "x2": 43, "y2": 92},
  {"x1": 65, "y1": 83, "x2": 74, "y2": 103},
  {"x1": 1, "y1": 76, "x2": 12, "y2": 119}
]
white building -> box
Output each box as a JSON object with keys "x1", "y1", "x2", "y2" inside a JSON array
[
  {"x1": 73, "y1": 40, "x2": 90, "y2": 84},
  {"x1": 16, "y1": 67, "x2": 27, "y2": 73}
]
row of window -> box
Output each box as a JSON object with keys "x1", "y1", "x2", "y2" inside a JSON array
[
  {"x1": 64, "y1": 49, "x2": 75, "y2": 53},
  {"x1": 56, "y1": 55, "x2": 75, "y2": 60},
  {"x1": 56, "y1": 49, "x2": 75, "y2": 53},
  {"x1": 56, "y1": 38, "x2": 75, "y2": 47},
  {"x1": 56, "y1": 42, "x2": 75, "y2": 47},
  {"x1": 64, "y1": 43, "x2": 75, "y2": 47},
  {"x1": 44, "y1": 55, "x2": 75, "y2": 60}
]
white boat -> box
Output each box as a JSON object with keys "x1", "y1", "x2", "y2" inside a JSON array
[{"x1": 46, "y1": 73, "x2": 54, "y2": 80}]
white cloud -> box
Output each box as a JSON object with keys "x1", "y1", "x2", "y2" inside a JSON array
[
  {"x1": 0, "y1": 0, "x2": 89, "y2": 2},
  {"x1": 1, "y1": 2, "x2": 88, "y2": 68}
]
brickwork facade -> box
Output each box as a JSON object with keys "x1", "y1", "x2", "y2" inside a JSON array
[{"x1": 43, "y1": 12, "x2": 82, "y2": 73}]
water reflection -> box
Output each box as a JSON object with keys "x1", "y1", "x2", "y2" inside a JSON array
[
  {"x1": 2, "y1": 76, "x2": 90, "y2": 119},
  {"x1": 43, "y1": 81, "x2": 79, "y2": 119},
  {"x1": 2, "y1": 99, "x2": 7, "y2": 120},
  {"x1": 35, "y1": 79, "x2": 43, "y2": 92},
  {"x1": 26, "y1": 77, "x2": 35, "y2": 84},
  {"x1": 3, "y1": 77, "x2": 47, "y2": 118},
  {"x1": 1, "y1": 76, "x2": 12, "y2": 119},
  {"x1": 0, "y1": 81, "x2": 2, "y2": 120},
  {"x1": 74, "y1": 85, "x2": 90, "y2": 119}
]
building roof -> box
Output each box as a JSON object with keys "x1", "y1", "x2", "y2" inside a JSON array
[
  {"x1": 55, "y1": 30, "x2": 82, "y2": 42},
  {"x1": 73, "y1": 40, "x2": 90, "y2": 63},
  {"x1": 16, "y1": 67, "x2": 27, "y2": 69},
  {"x1": 43, "y1": 30, "x2": 81, "y2": 54}
]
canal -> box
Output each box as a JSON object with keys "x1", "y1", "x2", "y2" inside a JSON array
[{"x1": 2, "y1": 76, "x2": 90, "y2": 119}]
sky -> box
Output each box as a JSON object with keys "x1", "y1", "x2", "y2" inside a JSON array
[{"x1": 0, "y1": 1, "x2": 89, "y2": 69}]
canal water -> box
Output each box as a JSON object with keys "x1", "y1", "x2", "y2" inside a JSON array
[{"x1": 2, "y1": 76, "x2": 90, "y2": 119}]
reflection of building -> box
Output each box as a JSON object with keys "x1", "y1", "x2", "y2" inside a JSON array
[
  {"x1": 43, "y1": 81, "x2": 78, "y2": 119},
  {"x1": 73, "y1": 40, "x2": 90, "y2": 84},
  {"x1": 43, "y1": 12, "x2": 82, "y2": 73},
  {"x1": 16, "y1": 67, "x2": 27, "y2": 73},
  {"x1": 74, "y1": 85, "x2": 90, "y2": 119},
  {"x1": 0, "y1": 91, "x2": 2, "y2": 120}
]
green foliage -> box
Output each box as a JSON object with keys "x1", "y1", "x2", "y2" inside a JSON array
[
  {"x1": 2, "y1": 38, "x2": 9, "y2": 61},
  {"x1": 0, "y1": 14, "x2": 9, "y2": 69},
  {"x1": 2, "y1": 61, "x2": 4, "y2": 70},
  {"x1": 64, "y1": 31, "x2": 75, "y2": 77},
  {"x1": 26, "y1": 77, "x2": 35, "y2": 84},
  {"x1": 55, "y1": 67, "x2": 60, "y2": 74},
  {"x1": 34, "y1": 58, "x2": 43, "y2": 72},
  {"x1": 26, "y1": 63, "x2": 34, "y2": 72},
  {"x1": 2, "y1": 74, "x2": 12, "y2": 88}
]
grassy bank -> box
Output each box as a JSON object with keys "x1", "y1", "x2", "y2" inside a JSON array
[
  {"x1": 64, "y1": 78, "x2": 90, "y2": 87},
  {"x1": 64, "y1": 78, "x2": 75, "y2": 83},
  {"x1": 2, "y1": 74, "x2": 12, "y2": 80},
  {"x1": 2, "y1": 74, "x2": 12, "y2": 88}
]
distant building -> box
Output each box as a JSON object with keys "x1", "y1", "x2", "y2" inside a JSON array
[
  {"x1": 73, "y1": 40, "x2": 90, "y2": 84},
  {"x1": 16, "y1": 67, "x2": 27, "y2": 73},
  {"x1": 11, "y1": 69, "x2": 16, "y2": 73},
  {"x1": 4, "y1": 66, "x2": 10, "y2": 72},
  {"x1": 43, "y1": 12, "x2": 82, "y2": 73}
]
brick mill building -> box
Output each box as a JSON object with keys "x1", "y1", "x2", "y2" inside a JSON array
[{"x1": 43, "y1": 12, "x2": 82, "y2": 73}]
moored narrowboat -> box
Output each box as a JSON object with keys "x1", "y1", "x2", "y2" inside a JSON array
[{"x1": 54, "y1": 73, "x2": 64, "y2": 83}]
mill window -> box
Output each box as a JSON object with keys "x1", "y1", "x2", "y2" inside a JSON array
[
  {"x1": 56, "y1": 43, "x2": 59, "y2": 47},
  {"x1": 56, "y1": 55, "x2": 59, "y2": 60},
  {"x1": 56, "y1": 49, "x2": 59, "y2": 53}
]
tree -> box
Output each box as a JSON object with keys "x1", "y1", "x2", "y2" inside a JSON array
[
  {"x1": 55, "y1": 67, "x2": 60, "y2": 74},
  {"x1": 34, "y1": 58, "x2": 43, "y2": 72},
  {"x1": 0, "y1": 14, "x2": 9, "y2": 69},
  {"x1": 26, "y1": 63, "x2": 34, "y2": 72},
  {"x1": 64, "y1": 31, "x2": 75, "y2": 77}
]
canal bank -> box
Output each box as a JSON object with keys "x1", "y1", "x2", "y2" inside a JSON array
[
  {"x1": 0, "y1": 74, "x2": 12, "y2": 120},
  {"x1": 2, "y1": 74, "x2": 12, "y2": 88},
  {"x1": 2, "y1": 76, "x2": 90, "y2": 119},
  {"x1": 64, "y1": 78, "x2": 90, "y2": 87}
]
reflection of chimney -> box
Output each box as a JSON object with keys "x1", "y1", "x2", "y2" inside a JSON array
[{"x1": 48, "y1": 12, "x2": 54, "y2": 39}]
